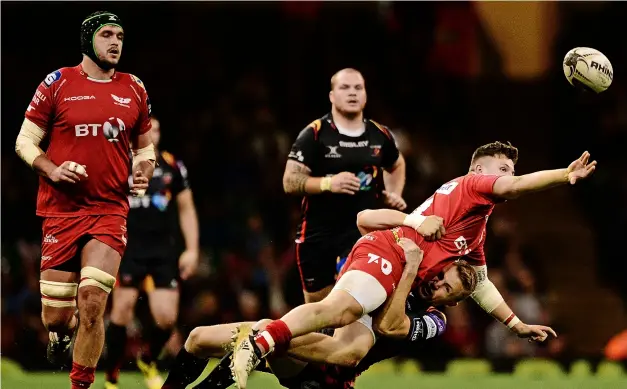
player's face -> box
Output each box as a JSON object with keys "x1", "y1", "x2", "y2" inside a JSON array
[
  {"x1": 475, "y1": 154, "x2": 515, "y2": 176},
  {"x1": 329, "y1": 71, "x2": 367, "y2": 115},
  {"x1": 150, "y1": 118, "x2": 161, "y2": 148},
  {"x1": 418, "y1": 265, "x2": 466, "y2": 306},
  {"x1": 93, "y1": 25, "x2": 124, "y2": 68}
]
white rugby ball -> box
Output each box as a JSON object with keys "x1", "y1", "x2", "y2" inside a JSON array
[{"x1": 563, "y1": 47, "x2": 613, "y2": 93}]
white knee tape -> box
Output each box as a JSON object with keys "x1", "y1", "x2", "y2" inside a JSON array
[
  {"x1": 40, "y1": 280, "x2": 78, "y2": 308},
  {"x1": 333, "y1": 270, "x2": 387, "y2": 314},
  {"x1": 79, "y1": 266, "x2": 116, "y2": 293}
]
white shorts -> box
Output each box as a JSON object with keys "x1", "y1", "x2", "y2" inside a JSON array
[{"x1": 332, "y1": 270, "x2": 387, "y2": 314}]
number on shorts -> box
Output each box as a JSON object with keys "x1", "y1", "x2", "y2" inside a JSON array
[{"x1": 367, "y1": 253, "x2": 392, "y2": 275}]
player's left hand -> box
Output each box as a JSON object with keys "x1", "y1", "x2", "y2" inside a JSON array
[
  {"x1": 383, "y1": 190, "x2": 407, "y2": 211},
  {"x1": 567, "y1": 151, "x2": 597, "y2": 185},
  {"x1": 130, "y1": 170, "x2": 149, "y2": 197},
  {"x1": 179, "y1": 249, "x2": 199, "y2": 280},
  {"x1": 514, "y1": 323, "x2": 557, "y2": 343}
]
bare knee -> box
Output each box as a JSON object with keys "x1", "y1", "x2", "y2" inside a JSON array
[
  {"x1": 336, "y1": 346, "x2": 369, "y2": 368},
  {"x1": 185, "y1": 327, "x2": 206, "y2": 356},
  {"x1": 152, "y1": 308, "x2": 177, "y2": 330},
  {"x1": 42, "y1": 308, "x2": 75, "y2": 333},
  {"x1": 77, "y1": 287, "x2": 108, "y2": 330}
]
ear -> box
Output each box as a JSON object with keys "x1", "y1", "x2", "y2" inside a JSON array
[
  {"x1": 474, "y1": 164, "x2": 482, "y2": 174},
  {"x1": 329, "y1": 90, "x2": 334, "y2": 104}
]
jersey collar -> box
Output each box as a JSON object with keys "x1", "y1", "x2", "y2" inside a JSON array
[{"x1": 77, "y1": 64, "x2": 118, "y2": 83}]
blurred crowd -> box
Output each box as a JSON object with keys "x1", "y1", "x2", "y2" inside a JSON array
[{"x1": 2, "y1": 2, "x2": 626, "y2": 370}]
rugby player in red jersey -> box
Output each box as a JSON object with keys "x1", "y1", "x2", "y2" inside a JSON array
[
  {"x1": 162, "y1": 239, "x2": 476, "y2": 389},
  {"x1": 231, "y1": 141, "x2": 594, "y2": 388},
  {"x1": 14, "y1": 11, "x2": 155, "y2": 389}
]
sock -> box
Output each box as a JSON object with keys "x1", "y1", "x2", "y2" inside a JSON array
[
  {"x1": 254, "y1": 320, "x2": 292, "y2": 356},
  {"x1": 194, "y1": 351, "x2": 236, "y2": 389},
  {"x1": 103, "y1": 322, "x2": 127, "y2": 383},
  {"x1": 140, "y1": 325, "x2": 173, "y2": 365},
  {"x1": 162, "y1": 347, "x2": 208, "y2": 389},
  {"x1": 70, "y1": 362, "x2": 95, "y2": 389}
]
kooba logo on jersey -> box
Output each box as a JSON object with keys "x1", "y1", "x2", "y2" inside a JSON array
[{"x1": 75, "y1": 117, "x2": 126, "y2": 142}]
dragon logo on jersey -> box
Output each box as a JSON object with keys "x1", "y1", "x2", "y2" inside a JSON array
[{"x1": 103, "y1": 117, "x2": 126, "y2": 142}]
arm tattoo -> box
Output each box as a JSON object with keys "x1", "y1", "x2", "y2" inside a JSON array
[{"x1": 284, "y1": 161, "x2": 311, "y2": 195}]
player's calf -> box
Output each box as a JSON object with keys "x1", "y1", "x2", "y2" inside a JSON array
[
  {"x1": 40, "y1": 279, "x2": 79, "y2": 366},
  {"x1": 70, "y1": 266, "x2": 116, "y2": 389}
]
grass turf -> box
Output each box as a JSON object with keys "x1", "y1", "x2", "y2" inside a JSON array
[{"x1": 2, "y1": 371, "x2": 626, "y2": 389}]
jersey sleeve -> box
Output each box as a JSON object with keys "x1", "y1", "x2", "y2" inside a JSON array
[
  {"x1": 24, "y1": 70, "x2": 62, "y2": 130},
  {"x1": 173, "y1": 159, "x2": 191, "y2": 196},
  {"x1": 464, "y1": 174, "x2": 501, "y2": 205},
  {"x1": 287, "y1": 120, "x2": 320, "y2": 169},
  {"x1": 380, "y1": 127, "x2": 401, "y2": 170},
  {"x1": 129, "y1": 74, "x2": 152, "y2": 136}
]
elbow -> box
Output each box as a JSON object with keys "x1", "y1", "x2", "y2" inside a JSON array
[
  {"x1": 356, "y1": 209, "x2": 374, "y2": 229},
  {"x1": 282, "y1": 175, "x2": 292, "y2": 194},
  {"x1": 373, "y1": 320, "x2": 398, "y2": 338}
]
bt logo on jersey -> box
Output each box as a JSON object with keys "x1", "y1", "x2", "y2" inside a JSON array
[{"x1": 75, "y1": 117, "x2": 126, "y2": 142}]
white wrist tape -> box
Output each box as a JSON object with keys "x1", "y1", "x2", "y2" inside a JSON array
[
  {"x1": 403, "y1": 213, "x2": 426, "y2": 230},
  {"x1": 504, "y1": 313, "x2": 521, "y2": 329},
  {"x1": 132, "y1": 143, "x2": 156, "y2": 171},
  {"x1": 15, "y1": 118, "x2": 46, "y2": 167},
  {"x1": 471, "y1": 278, "x2": 505, "y2": 313}
]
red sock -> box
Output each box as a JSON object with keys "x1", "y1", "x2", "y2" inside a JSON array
[
  {"x1": 70, "y1": 362, "x2": 96, "y2": 389},
  {"x1": 254, "y1": 320, "x2": 292, "y2": 356}
]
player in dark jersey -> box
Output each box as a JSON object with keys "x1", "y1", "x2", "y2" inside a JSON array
[
  {"x1": 14, "y1": 11, "x2": 155, "y2": 389},
  {"x1": 231, "y1": 142, "x2": 594, "y2": 387},
  {"x1": 103, "y1": 117, "x2": 199, "y2": 389},
  {"x1": 161, "y1": 240, "x2": 467, "y2": 389},
  {"x1": 283, "y1": 68, "x2": 408, "y2": 303}
]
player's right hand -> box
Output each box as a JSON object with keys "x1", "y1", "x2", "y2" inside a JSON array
[
  {"x1": 397, "y1": 237, "x2": 423, "y2": 272},
  {"x1": 330, "y1": 172, "x2": 362, "y2": 195},
  {"x1": 48, "y1": 161, "x2": 88, "y2": 184},
  {"x1": 417, "y1": 215, "x2": 445, "y2": 241}
]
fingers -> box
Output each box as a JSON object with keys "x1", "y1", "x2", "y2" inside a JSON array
[
  {"x1": 538, "y1": 325, "x2": 558, "y2": 338},
  {"x1": 339, "y1": 188, "x2": 357, "y2": 195},
  {"x1": 59, "y1": 171, "x2": 78, "y2": 184},
  {"x1": 579, "y1": 151, "x2": 589, "y2": 165}
]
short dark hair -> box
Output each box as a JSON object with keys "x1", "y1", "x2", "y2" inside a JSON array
[
  {"x1": 470, "y1": 141, "x2": 519, "y2": 169},
  {"x1": 453, "y1": 259, "x2": 478, "y2": 299}
]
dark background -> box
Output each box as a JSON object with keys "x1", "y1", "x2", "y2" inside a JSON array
[{"x1": 2, "y1": 1, "x2": 626, "y2": 370}]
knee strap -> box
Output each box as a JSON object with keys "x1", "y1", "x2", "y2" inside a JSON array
[
  {"x1": 79, "y1": 266, "x2": 116, "y2": 294},
  {"x1": 40, "y1": 280, "x2": 78, "y2": 308}
]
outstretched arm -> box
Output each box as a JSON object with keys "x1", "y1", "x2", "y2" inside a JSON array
[
  {"x1": 492, "y1": 151, "x2": 596, "y2": 200},
  {"x1": 472, "y1": 265, "x2": 557, "y2": 342},
  {"x1": 356, "y1": 209, "x2": 445, "y2": 240}
]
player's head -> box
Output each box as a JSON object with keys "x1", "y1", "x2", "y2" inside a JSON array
[
  {"x1": 81, "y1": 11, "x2": 124, "y2": 71},
  {"x1": 150, "y1": 116, "x2": 161, "y2": 148},
  {"x1": 418, "y1": 260, "x2": 478, "y2": 306},
  {"x1": 329, "y1": 68, "x2": 367, "y2": 118},
  {"x1": 469, "y1": 141, "x2": 518, "y2": 176}
]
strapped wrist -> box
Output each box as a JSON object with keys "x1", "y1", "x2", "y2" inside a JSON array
[
  {"x1": 320, "y1": 176, "x2": 332, "y2": 192},
  {"x1": 403, "y1": 213, "x2": 426, "y2": 230}
]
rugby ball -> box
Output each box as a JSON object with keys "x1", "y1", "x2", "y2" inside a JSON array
[{"x1": 563, "y1": 47, "x2": 613, "y2": 93}]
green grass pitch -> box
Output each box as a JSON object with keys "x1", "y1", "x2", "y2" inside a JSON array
[{"x1": 2, "y1": 358, "x2": 626, "y2": 389}]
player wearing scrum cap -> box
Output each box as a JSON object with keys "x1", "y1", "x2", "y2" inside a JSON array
[{"x1": 14, "y1": 11, "x2": 155, "y2": 389}]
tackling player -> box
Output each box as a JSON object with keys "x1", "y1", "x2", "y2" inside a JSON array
[
  {"x1": 14, "y1": 11, "x2": 155, "y2": 389},
  {"x1": 231, "y1": 141, "x2": 592, "y2": 388},
  {"x1": 103, "y1": 117, "x2": 199, "y2": 389},
  {"x1": 161, "y1": 240, "x2": 475, "y2": 389},
  {"x1": 284, "y1": 68, "x2": 407, "y2": 303}
]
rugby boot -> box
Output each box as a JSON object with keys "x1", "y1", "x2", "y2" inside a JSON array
[
  {"x1": 229, "y1": 324, "x2": 263, "y2": 389},
  {"x1": 136, "y1": 358, "x2": 164, "y2": 389}
]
